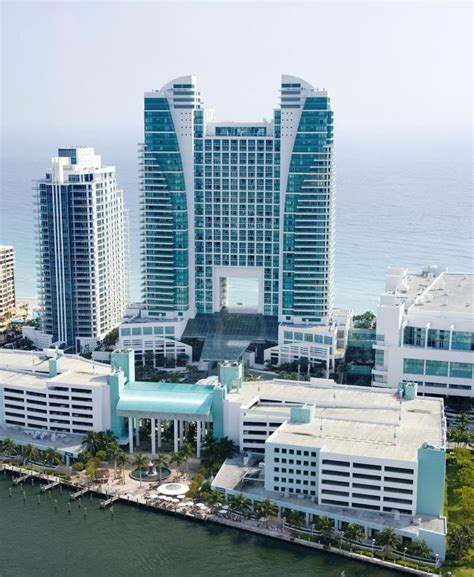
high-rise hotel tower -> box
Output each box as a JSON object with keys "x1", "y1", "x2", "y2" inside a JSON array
[
  {"x1": 35, "y1": 147, "x2": 129, "y2": 353},
  {"x1": 122, "y1": 76, "x2": 349, "y2": 368}
]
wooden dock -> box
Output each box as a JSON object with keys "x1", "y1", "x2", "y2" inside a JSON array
[
  {"x1": 70, "y1": 487, "x2": 89, "y2": 500},
  {"x1": 100, "y1": 494, "x2": 120, "y2": 508},
  {"x1": 40, "y1": 480, "x2": 62, "y2": 493},
  {"x1": 12, "y1": 473, "x2": 32, "y2": 485}
]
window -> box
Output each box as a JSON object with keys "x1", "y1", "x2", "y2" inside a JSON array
[
  {"x1": 353, "y1": 463, "x2": 381, "y2": 471},
  {"x1": 322, "y1": 459, "x2": 350, "y2": 467},
  {"x1": 450, "y1": 362, "x2": 473, "y2": 379},
  {"x1": 403, "y1": 326, "x2": 425, "y2": 347},
  {"x1": 451, "y1": 331, "x2": 474, "y2": 351},
  {"x1": 385, "y1": 466, "x2": 413, "y2": 475},
  {"x1": 425, "y1": 360, "x2": 449, "y2": 377},
  {"x1": 385, "y1": 476, "x2": 413, "y2": 485},
  {"x1": 403, "y1": 358, "x2": 424, "y2": 375}
]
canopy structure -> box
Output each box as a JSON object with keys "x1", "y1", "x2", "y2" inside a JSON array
[{"x1": 116, "y1": 381, "x2": 215, "y2": 421}]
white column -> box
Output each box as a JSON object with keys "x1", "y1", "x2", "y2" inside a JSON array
[
  {"x1": 157, "y1": 418, "x2": 161, "y2": 449},
  {"x1": 151, "y1": 418, "x2": 156, "y2": 455},
  {"x1": 135, "y1": 418, "x2": 140, "y2": 447},
  {"x1": 128, "y1": 417, "x2": 134, "y2": 454},
  {"x1": 174, "y1": 419, "x2": 178, "y2": 453},
  {"x1": 196, "y1": 421, "x2": 201, "y2": 458}
]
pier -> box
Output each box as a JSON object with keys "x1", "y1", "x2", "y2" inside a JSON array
[
  {"x1": 100, "y1": 494, "x2": 120, "y2": 508},
  {"x1": 70, "y1": 487, "x2": 89, "y2": 500},
  {"x1": 40, "y1": 480, "x2": 62, "y2": 493},
  {"x1": 12, "y1": 473, "x2": 33, "y2": 485}
]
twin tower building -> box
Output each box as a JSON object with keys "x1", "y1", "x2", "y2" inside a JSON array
[{"x1": 35, "y1": 75, "x2": 350, "y2": 368}]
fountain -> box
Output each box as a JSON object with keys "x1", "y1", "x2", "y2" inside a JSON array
[{"x1": 130, "y1": 461, "x2": 171, "y2": 483}]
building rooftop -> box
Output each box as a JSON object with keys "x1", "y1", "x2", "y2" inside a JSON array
[
  {"x1": 382, "y1": 269, "x2": 473, "y2": 315},
  {"x1": 410, "y1": 272, "x2": 473, "y2": 313},
  {"x1": 229, "y1": 380, "x2": 445, "y2": 461},
  {"x1": 0, "y1": 349, "x2": 110, "y2": 376}
]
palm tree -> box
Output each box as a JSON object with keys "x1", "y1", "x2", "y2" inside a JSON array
[
  {"x1": 317, "y1": 516, "x2": 335, "y2": 544},
  {"x1": 375, "y1": 527, "x2": 402, "y2": 553},
  {"x1": 83, "y1": 431, "x2": 100, "y2": 455},
  {"x1": 256, "y1": 498, "x2": 278, "y2": 521},
  {"x1": 43, "y1": 448, "x2": 62, "y2": 467},
  {"x1": 406, "y1": 540, "x2": 433, "y2": 560},
  {"x1": 206, "y1": 489, "x2": 224, "y2": 511},
  {"x1": 180, "y1": 441, "x2": 193, "y2": 476},
  {"x1": 116, "y1": 450, "x2": 129, "y2": 484},
  {"x1": 285, "y1": 510, "x2": 305, "y2": 528},
  {"x1": 170, "y1": 452, "x2": 185, "y2": 476},
  {"x1": 107, "y1": 444, "x2": 121, "y2": 481},
  {"x1": 1, "y1": 437, "x2": 17, "y2": 457},
  {"x1": 133, "y1": 453, "x2": 148, "y2": 487},
  {"x1": 153, "y1": 453, "x2": 168, "y2": 481},
  {"x1": 344, "y1": 523, "x2": 365, "y2": 544},
  {"x1": 21, "y1": 444, "x2": 40, "y2": 466},
  {"x1": 229, "y1": 493, "x2": 252, "y2": 517}
]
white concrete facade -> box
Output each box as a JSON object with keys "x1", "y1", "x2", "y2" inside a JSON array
[
  {"x1": 0, "y1": 349, "x2": 112, "y2": 439},
  {"x1": 0, "y1": 246, "x2": 15, "y2": 321},
  {"x1": 372, "y1": 267, "x2": 474, "y2": 398},
  {"x1": 36, "y1": 147, "x2": 129, "y2": 353}
]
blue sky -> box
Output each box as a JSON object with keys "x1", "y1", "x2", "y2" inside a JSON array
[{"x1": 1, "y1": 1, "x2": 472, "y2": 156}]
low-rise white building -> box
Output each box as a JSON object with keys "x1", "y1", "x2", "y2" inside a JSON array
[
  {"x1": 264, "y1": 308, "x2": 351, "y2": 372},
  {"x1": 215, "y1": 377, "x2": 447, "y2": 560},
  {"x1": 118, "y1": 304, "x2": 192, "y2": 367},
  {"x1": 0, "y1": 349, "x2": 112, "y2": 457},
  {"x1": 372, "y1": 267, "x2": 474, "y2": 399}
]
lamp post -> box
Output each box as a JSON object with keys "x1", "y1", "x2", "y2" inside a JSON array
[
  {"x1": 403, "y1": 547, "x2": 407, "y2": 560},
  {"x1": 371, "y1": 538, "x2": 375, "y2": 555}
]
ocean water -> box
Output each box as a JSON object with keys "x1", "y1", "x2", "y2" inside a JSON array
[{"x1": 1, "y1": 138, "x2": 472, "y2": 314}]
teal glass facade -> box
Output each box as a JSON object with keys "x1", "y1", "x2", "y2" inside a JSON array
[
  {"x1": 282, "y1": 94, "x2": 334, "y2": 322},
  {"x1": 142, "y1": 96, "x2": 189, "y2": 316},
  {"x1": 141, "y1": 76, "x2": 334, "y2": 325}
]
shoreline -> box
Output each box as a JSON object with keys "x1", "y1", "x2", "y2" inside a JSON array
[{"x1": 1, "y1": 463, "x2": 437, "y2": 577}]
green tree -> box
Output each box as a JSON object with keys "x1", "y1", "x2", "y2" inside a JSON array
[
  {"x1": 1, "y1": 437, "x2": 17, "y2": 456},
  {"x1": 20, "y1": 444, "x2": 40, "y2": 465},
  {"x1": 256, "y1": 498, "x2": 278, "y2": 520},
  {"x1": 256, "y1": 498, "x2": 278, "y2": 527},
  {"x1": 95, "y1": 450, "x2": 107, "y2": 462},
  {"x1": 116, "y1": 450, "x2": 129, "y2": 484},
  {"x1": 133, "y1": 453, "x2": 148, "y2": 487},
  {"x1": 180, "y1": 441, "x2": 193, "y2": 476},
  {"x1": 353, "y1": 311, "x2": 376, "y2": 329},
  {"x1": 406, "y1": 540, "x2": 433, "y2": 559},
  {"x1": 455, "y1": 486, "x2": 474, "y2": 524},
  {"x1": 83, "y1": 431, "x2": 100, "y2": 455},
  {"x1": 170, "y1": 452, "x2": 185, "y2": 475},
  {"x1": 344, "y1": 523, "x2": 365, "y2": 544},
  {"x1": 229, "y1": 493, "x2": 252, "y2": 516},
  {"x1": 72, "y1": 462, "x2": 84, "y2": 472},
  {"x1": 285, "y1": 510, "x2": 305, "y2": 528},
  {"x1": 153, "y1": 453, "x2": 168, "y2": 481},
  {"x1": 447, "y1": 525, "x2": 474, "y2": 561},
  {"x1": 43, "y1": 448, "x2": 62, "y2": 466},
  {"x1": 102, "y1": 327, "x2": 119, "y2": 349},
  {"x1": 206, "y1": 489, "x2": 224, "y2": 510},
  {"x1": 375, "y1": 527, "x2": 402, "y2": 552},
  {"x1": 317, "y1": 516, "x2": 335, "y2": 544}
]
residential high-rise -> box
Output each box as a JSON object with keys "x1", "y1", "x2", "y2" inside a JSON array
[
  {"x1": 35, "y1": 147, "x2": 128, "y2": 352},
  {"x1": 121, "y1": 76, "x2": 349, "y2": 369},
  {"x1": 0, "y1": 245, "x2": 15, "y2": 322}
]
